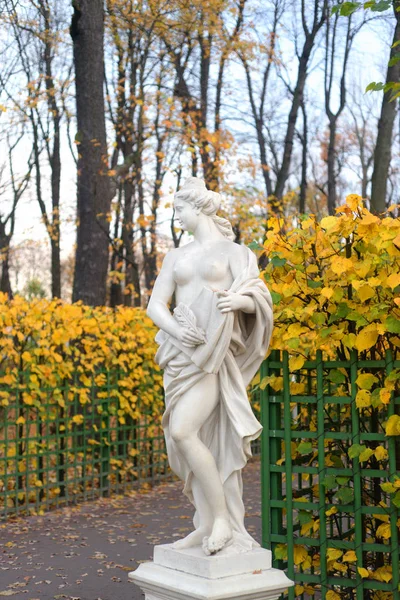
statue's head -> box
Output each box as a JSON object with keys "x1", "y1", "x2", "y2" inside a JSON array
[{"x1": 174, "y1": 177, "x2": 234, "y2": 240}]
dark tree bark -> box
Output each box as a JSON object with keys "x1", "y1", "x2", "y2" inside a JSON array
[
  {"x1": 160, "y1": 0, "x2": 247, "y2": 190},
  {"x1": 324, "y1": 11, "x2": 355, "y2": 215},
  {"x1": 370, "y1": 0, "x2": 400, "y2": 214},
  {"x1": 273, "y1": 0, "x2": 328, "y2": 200},
  {"x1": 241, "y1": 0, "x2": 327, "y2": 212},
  {"x1": 71, "y1": 0, "x2": 111, "y2": 306},
  {"x1": 0, "y1": 137, "x2": 32, "y2": 298},
  {"x1": 123, "y1": 179, "x2": 141, "y2": 307},
  {"x1": 348, "y1": 103, "x2": 375, "y2": 199},
  {"x1": 0, "y1": 221, "x2": 13, "y2": 299},
  {"x1": 240, "y1": 0, "x2": 280, "y2": 202},
  {"x1": 6, "y1": 0, "x2": 65, "y2": 299},
  {"x1": 299, "y1": 100, "x2": 308, "y2": 213},
  {"x1": 109, "y1": 185, "x2": 123, "y2": 308},
  {"x1": 39, "y1": 0, "x2": 61, "y2": 299},
  {"x1": 171, "y1": 169, "x2": 184, "y2": 248}
]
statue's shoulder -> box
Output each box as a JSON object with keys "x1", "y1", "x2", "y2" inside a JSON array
[
  {"x1": 163, "y1": 242, "x2": 195, "y2": 264},
  {"x1": 223, "y1": 241, "x2": 252, "y2": 260},
  {"x1": 162, "y1": 246, "x2": 181, "y2": 267}
]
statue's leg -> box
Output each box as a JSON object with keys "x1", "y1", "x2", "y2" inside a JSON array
[
  {"x1": 169, "y1": 373, "x2": 233, "y2": 553},
  {"x1": 172, "y1": 477, "x2": 213, "y2": 549}
]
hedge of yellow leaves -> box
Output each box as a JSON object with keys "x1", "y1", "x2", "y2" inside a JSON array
[
  {"x1": 0, "y1": 295, "x2": 164, "y2": 515},
  {"x1": 262, "y1": 194, "x2": 400, "y2": 430},
  {"x1": 260, "y1": 195, "x2": 400, "y2": 599},
  {"x1": 0, "y1": 294, "x2": 163, "y2": 415}
]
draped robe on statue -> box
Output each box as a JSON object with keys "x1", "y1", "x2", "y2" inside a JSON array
[{"x1": 154, "y1": 247, "x2": 274, "y2": 552}]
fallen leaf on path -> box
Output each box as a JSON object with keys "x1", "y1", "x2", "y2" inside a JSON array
[{"x1": 115, "y1": 565, "x2": 131, "y2": 571}]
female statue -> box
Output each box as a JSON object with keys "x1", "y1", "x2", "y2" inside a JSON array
[{"x1": 146, "y1": 177, "x2": 273, "y2": 556}]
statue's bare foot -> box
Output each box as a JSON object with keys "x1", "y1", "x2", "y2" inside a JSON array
[
  {"x1": 172, "y1": 527, "x2": 209, "y2": 550},
  {"x1": 205, "y1": 517, "x2": 233, "y2": 555}
]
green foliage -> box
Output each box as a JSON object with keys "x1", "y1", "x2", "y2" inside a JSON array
[
  {"x1": 261, "y1": 198, "x2": 400, "y2": 598},
  {"x1": 0, "y1": 294, "x2": 166, "y2": 517},
  {"x1": 332, "y1": 1, "x2": 394, "y2": 14}
]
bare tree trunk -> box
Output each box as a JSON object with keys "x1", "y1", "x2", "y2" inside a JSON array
[
  {"x1": 274, "y1": 0, "x2": 327, "y2": 200},
  {"x1": 370, "y1": 0, "x2": 400, "y2": 214},
  {"x1": 123, "y1": 180, "x2": 141, "y2": 308},
  {"x1": 0, "y1": 135, "x2": 32, "y2": 299},
  {"x1": 240, "y1": 1, "x2": 279, "y2": 203},
  {"x1": 0, "y1": 226, "x2": 13, "y2": 298},
  {"x1": 274, "y1": 44, "x2": 312, "y2": 199},
  {"x1": 299, "y1": 100, "x2": 308, "y2": 213},
  {"x1": 40, "y1": 0, "x2": 61, "y2": 298},
  {"x1": 71, "y1": 0, "x2": 111, "y2": 306},
  {"x1": 326, "y1": 119, "x2": 337, "y2": 215},
  {"x1": 324, "y1": 10, "x2": 355, "y2": 215},
  {"x1": 109, "y1": 186, "x2": 123, "y2": 308},
  {"x1": 171, "y1": 169, "x2": 184, "y2": 248},
  {"x1": 241, "y1": 1, "x2": 326, "y2": 211}
]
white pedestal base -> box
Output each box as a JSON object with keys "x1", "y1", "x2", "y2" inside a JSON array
[{"x1": 129, "y1": 544, "x2": 293, "y2": 600}]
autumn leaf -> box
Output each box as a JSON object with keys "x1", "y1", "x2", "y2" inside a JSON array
[
  {"x1": 380, "y1": 481, "x2": 397, "y2": 493},
  {"x1": 346, "y1": 194, "x2": 363, "y2": 211},
  {"x1": 293, "y1": 545, "x2": 308, "y2": 565},
  {"x1": 374, "y1": 446, "x2": 388, "y2": 461},
  {"x1": 357, "y1": 284, "x2": 375, "y2": 302},
  {"x1": 371, "y1": 566, "x2": 392, "y2": 582},
  {"x1": 72, "y1": 414, "x2": 84, "y2": 425},
  {"x1": 376, "y1": 523, "x2": 391, "y2": 539},
  {"x1": 326, "y1": 590, "x2": 341, "y2": 600},
  {"x1": 354, "y1": 325, "x2": 379, "y2": 352},
  {"x1": 356, "y1": 373, "x2": 378, "y2": 389},
  {"x1": 386, "y1": 272, "x2": 400, "y2": 289},
  {"x1": 359, "y1": 447, "x2": 374, "y2": 462},
  {"x1": 342, "y1": 550, "x2": 357, "y2": 562},
  {"x1": 294, "y1": 585, "x2": 305, "y2": 596},
  {"x1": 289, "y1": 355, "x2": 305, "y2": 371},
  {"x1": 385, "y1": 415, "x2": 400, "y2": 436},
  {"x1": 327, "y1": 548, "x2": 343, "y2": 561},
  {"x1": 356, "y1": 390, "x2": 371, "y2": 409},
  {"x1": 320, "y1": 216, "x2": 338, "y2": 231}
]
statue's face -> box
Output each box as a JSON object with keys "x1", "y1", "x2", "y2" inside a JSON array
[{"x1": 173, "y1": 198, "x2": 200, "y2": 232}]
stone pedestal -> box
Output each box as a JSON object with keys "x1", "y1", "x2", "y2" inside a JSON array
[{"x1": 129, "y1": 544, "x2": 293, "y2": 600}]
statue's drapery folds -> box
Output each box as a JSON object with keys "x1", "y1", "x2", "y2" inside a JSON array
[{"x1": 155, "y1": 247, "x2": 273, "y2": 551}]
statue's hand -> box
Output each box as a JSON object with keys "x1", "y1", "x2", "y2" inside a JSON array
[
  {"x1": 177, "y1": 326, "x2": 206, "y2": 348},
  {"x1": 216, "y1": 290, "x2": 246, "y2": 313}
]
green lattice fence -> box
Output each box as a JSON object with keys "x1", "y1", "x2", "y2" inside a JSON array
[
  {"x1": 0, "y1": 368, "x2": 169, "y2": 520},
  {"x1": 1, "y1": 367, "x2": 261, "y2": 521},
  {"x1": 261, "y1": 350, "x2": 400, "y2": 600}
]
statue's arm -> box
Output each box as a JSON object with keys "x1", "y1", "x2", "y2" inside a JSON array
[
  {"x1": 146, "y1": 251, "x2": 181, "y2": 339},
  {"x1": 217, "y1": 246, "x2": 256, "y2": 315},
  {"x1": 147, "y1": 251, "x2": 204, "y2": 347}
]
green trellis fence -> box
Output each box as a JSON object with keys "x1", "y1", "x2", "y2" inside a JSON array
[
  {"x1": 0, "y1": 367, "x2": 261, "y2": 520},
  {"x1": 260, "y1": 350, "x2": 400, "y2": 600},
  {"x1": 0, "y1": 368, "x2": 169, "y2": 520}
]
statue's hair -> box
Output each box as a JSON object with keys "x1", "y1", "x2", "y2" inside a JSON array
[{"x1": 174, "y1": 177, "x2": 235, "y2": 241}]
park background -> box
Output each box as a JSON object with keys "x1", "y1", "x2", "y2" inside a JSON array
[{"x1": 0, "y1": 1, "x2": 399, "y2": 599}]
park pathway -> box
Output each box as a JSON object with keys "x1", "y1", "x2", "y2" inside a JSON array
[{"x1": 0, "y1": 460, "x2": 262, "y2": 600}]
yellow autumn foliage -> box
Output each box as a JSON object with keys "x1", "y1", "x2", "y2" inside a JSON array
[
  {"x1": 262, "y1": 196, "x2": 399, "y2": 361},
  {"x1": 0, "y1": 294, "x2": 163, "y2": 418},
  {"x1": 0, "y1": 294, "x2": 166, "y2": 514},
  {"x1": 262, "y1": 196, "x2": 400, "y2": 598},
  {"x1": 261, "y1": 195, "x2": 400, "y2": 428}
]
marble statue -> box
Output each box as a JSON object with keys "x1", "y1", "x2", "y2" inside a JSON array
[{"x1": 146, "y1": 177, "x2": 273, "y2": 557}]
